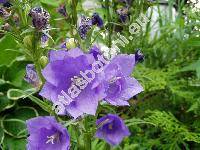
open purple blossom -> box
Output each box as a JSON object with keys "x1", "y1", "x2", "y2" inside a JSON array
[
  {"x1": 96, "y1": 54, "x2": 143, "y2": 106},
  {"x1": 96, "y1": 114, "x2": 130, "y2": 146},
  {"x1": 78, "y1": 15, "x2": 93, "y2": 39},
  {"x1": 29, "y1": 7, "x2": 50, "y2": 30},
  {"x1": 57, "y1": 4, "x2": 67, "y2": 17},
  {"x1": 39, "y1": 48, "x2": 105, "y2": 118},
  {"x1": 24, "y1": 64, "x2": 41, "y2": 87},
  {"x1": 26, "y1": 116, "x2": 70, "y2": 150},
  {"x1": 92, "y1": 13, "x2": 103, "y2": 28}
]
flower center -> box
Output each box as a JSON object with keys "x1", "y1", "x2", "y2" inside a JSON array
[
  {"x1": 109, "y1": 77, "x2": 121, "y2": 84},
  {"x1": 71, "y1": 76, "x2": 88, "y2": 90},
  {"x1": 108, "y1": 124, "x2": 113, "y2": 130},
  {"x1": 46, "y1": 133, "x2": 60, "y2": 144},
  {"x1": 106, "y1": 77, "x2": 122, "y2": 97},
  {"x1": 72, "y1": 76, "x2": 84, "y2": 85}
]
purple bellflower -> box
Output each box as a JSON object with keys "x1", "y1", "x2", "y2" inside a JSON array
[
  {"x1": 39, "y1": 48, "x2": 105, "y2": 118},
  {"x1": 29, "y1": 7, "x2": 50, "y2": 30},
  {"x1": 96, "y1": 114, "x2": 130, "y2": 146},
  {"x1": 26, "y1": 116, "x2": 70, "y2": 150},
  {"x1": 24, "y1": 64, "x2": 41, "y2": 87},
  {"x1": 91, "y1": 13, "x2": 104, "y2": 28},
  {"x1": 96, "y1": 54, "x2": 143, "y2": 106}
]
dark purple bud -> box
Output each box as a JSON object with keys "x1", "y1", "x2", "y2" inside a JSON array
[
  {"x1": 135, "y1": 49, "x2": 144, "y2": 63},
  {"x1": 24, "y1": 64, "x2": 41, "y2": 87},
  {"x1": 57, "y1": 4, "x2": 67, "y2": 17},
  {"x1": 29, "y1": 7, "x2": 50, "y2": 30},
  {"x1": 92, "y1": 13, "x2": 103, "y2": 28},
  {"x1": 3, "y1": 1, "x2": 12, "y2": 8},
  {"x1": 118, "y1": 0, "x2": 132, "y2": 6},
  {"x1": 117, "y1": 7, "x2": 129, "y2": 23}
]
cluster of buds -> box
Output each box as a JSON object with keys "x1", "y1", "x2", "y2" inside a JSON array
[
  {"x1": 78, "y1": 15, "x2": 93, "y2": 39},
  {"x1": 29, "y1": 7, "x2": 50, "y2": 30},
  {"x1": 78, "y1": 13, "x2": 103, "y2": 39},
  {"x1": 29, "y1": 7, "x2": 51, "y2": 48}
]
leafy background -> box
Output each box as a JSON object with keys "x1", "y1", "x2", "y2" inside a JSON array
[{"x1": 0, "y1": 0, "x2": 200, "y2": 149}]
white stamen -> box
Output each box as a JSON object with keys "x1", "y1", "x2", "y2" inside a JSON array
[
  {"x1": 46, "y1": 133, "x2": 60, "y2": 144},
  {"x1": 109, "y1": 77, "x2": 121, "y2": 84}
]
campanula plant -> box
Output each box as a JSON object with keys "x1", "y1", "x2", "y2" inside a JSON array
[{"x1": 0, "y1": 0, "x2": 200, "y2": 150}]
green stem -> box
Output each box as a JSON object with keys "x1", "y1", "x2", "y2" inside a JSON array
[
  {"x1": 83, "y1": 117, "x2": 91, "y2": 150},
  {"x1": 32, "y1": 31, "x2": 45, "y2": 84},
  {"x1": 105, "y1": 0, "x2": 112, "y2": 47},
  {"x1": 71, "y1": 0, "x2": 78, "y2": 27},
  {"x1": 103, "y1": 143, "x2": 111, "y2": 150}
]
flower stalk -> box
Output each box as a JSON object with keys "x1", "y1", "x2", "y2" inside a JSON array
[
  {"x1": 32, "y1": 31, "x2": 45, "y2": 85},
  {"x1": 105, "y1": 0, "x2": 112, "y2": 47}
]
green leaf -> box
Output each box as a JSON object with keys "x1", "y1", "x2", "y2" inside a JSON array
[
  {"x1": 4, "y1": 60, "x2": 29, "y2": 88},
  {"x1": 0, "y1": 96, "x2": 15, "y2": 112},
  {"x1": 187, "y1": 37, "x2": 200, "y2": 47},
  {"x1": 3, "y1": 135, "x2": 26, "y2": 150},
  {"x1": 0, "y1": 35, "x2": 20, "y2": 67},
  {"x1": 7, "y1": 88, "x2": 37, "y2": 101},
  {"x1": 40, "y1": 0, "x2": 61, "y2": 7},
  {"x1": 181, "y1": 59, "x2": 200, "y2": 78},
  {"x1": 1, "y1": 107, "x2": 38, "y2": 138},
  {"x1": 0, "y1": 127, "x2": 4, "y2": 144}
]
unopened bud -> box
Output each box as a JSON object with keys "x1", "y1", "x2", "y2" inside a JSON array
[
  {"x1": 65, "y1": 38, "x2": 77, "y2": 50},
  {"x1": 23, "y1": 35, "x2": 33, "y2": 50},
  {"x1": 39, "y1": 56, "x2": 48, "y2": 68}
]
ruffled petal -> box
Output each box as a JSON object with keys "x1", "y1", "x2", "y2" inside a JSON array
[{"x1": 111, "y1": 54, "x2": 135, "y2": 76}]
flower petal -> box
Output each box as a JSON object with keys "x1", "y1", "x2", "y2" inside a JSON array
[{"x1": 111, "y1": 54, "x2": 136, "y2": 76}]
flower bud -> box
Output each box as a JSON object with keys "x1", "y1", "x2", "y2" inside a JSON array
[
  {"x1": 23, "y1": 35, "x2": 33, "y2": 50},
  {"x1": 39, "y1": 56, "x2": 48, "y2": 68},
  {"x1": 65, "y1": 38, "x2": 77, "y2": 50}
]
